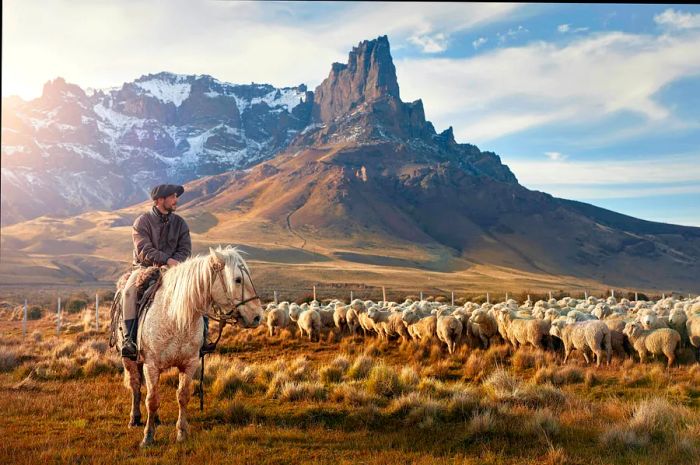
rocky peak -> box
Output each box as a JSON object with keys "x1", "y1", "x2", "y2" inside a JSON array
[{"x1": 312, "y1": 35, "x2": 400, "y2": 124}]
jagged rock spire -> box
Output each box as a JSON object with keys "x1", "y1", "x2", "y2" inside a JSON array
[{"x1": 312, "y1": 35, "x2": 400, "y2": 124}]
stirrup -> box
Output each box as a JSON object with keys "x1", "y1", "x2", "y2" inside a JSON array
[
  {"x1": 121, "y1": 339, "x2": 138, "y2": 360},
  {"x1": 199, "y1": 341, "x2": 217, "y2": 357}
]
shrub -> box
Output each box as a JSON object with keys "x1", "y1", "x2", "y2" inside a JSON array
[
  {"x1": 279, "y1": 381, "x2": 327, "y2": 402},
  {"x1": 66, "y1": 299, "x2": 87, "y2": 314},
  {"x1": 28, "y1": 306, "x2": 43, "y2": 320},
  {"x1": 347, "y1": 355, "x2": 374, "y2": 380},
  {"x1": 366, "y1": 363, "x2": 402, "y2": 398}
]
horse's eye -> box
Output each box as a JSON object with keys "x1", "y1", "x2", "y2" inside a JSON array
[{"x1": 235, "y1": 277, "x2": 242, "y2": 284}]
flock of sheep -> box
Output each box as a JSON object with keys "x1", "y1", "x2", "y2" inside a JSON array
[{"x1": 264, "y1": 294, "x2": 700, "y2": 367}]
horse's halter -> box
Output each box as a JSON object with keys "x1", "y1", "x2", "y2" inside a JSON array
[{"x1": 209, "y1": 259, "x2": 260, "y2": 322}]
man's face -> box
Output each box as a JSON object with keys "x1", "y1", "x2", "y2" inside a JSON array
[{"x1": 158, "y1": 193, "x2": 178, "y2": 212}]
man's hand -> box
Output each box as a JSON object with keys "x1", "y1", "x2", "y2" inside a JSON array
[{"x1": 166, "y1": 258, "x2": 180, "y2": 267}]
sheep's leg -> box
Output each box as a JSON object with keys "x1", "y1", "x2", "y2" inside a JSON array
[
  {"x1": 176, "y1": 362, "x2": 197, "y2": 443},
  {"x1": 665, "y1": 350, "x2": 675, "y2": 368},
  {"x1": 563, "y1": 346, "x2": 571, "y2": 364},
  {"x1": 141, "y1": 364, "x2": 160, "y2": 448}
]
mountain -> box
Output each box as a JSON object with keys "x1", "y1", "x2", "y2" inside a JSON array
[
  {"x1": 1, "y1": 73, "x2": 312, "y2": 225},
  {"x1": 1, "y1": 36, "x2": 698, "y2": 293}
]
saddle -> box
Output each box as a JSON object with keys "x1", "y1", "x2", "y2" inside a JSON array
[{"x1": 109, "y1": 266, "x2": 164, "y2": 348}]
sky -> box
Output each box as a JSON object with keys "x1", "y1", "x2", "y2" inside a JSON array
[{"x1": 3, "y1": 2, "x2": 699, "y2": 226}]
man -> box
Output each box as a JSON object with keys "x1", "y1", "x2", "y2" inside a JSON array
[{"x1": 121, "y1": 184, "x2": 214, "y2": 360}]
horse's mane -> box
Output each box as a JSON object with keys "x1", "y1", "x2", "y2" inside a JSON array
[{"x1": 162, "y1": 245, "x2": 248, "y2": 330}]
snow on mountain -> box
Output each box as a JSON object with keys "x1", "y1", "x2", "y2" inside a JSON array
[{"x1": 134, "y1": 78, "x2": 192, "y2": 107}]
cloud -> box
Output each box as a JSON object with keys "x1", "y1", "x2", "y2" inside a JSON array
[
  {"x1": 396, "y1": 29, "x2": 700, "y2": 142},
  {"x1": 2, "y1": 1, "x2": 522, "y2": 99},
  {"x1": 654, "y1": 8, "x2": 700, "y2": 30},
  {"x1": 472, "y1": 37, "x2": 488, "y2": 49},
  {"x1": 544, "y1": 151, "x2": 566, "y2": 161},
  {"x1": 507, "y1": 154, "x2": 700, "y2": 187},
  {"x1": 409, "y1": 33, "x2": 448, "y2": 53},
  {"x1": 497, "y1": 25, "x2": 528, "y2": 43},
  {"x1": 558, "y1": 24, "x2": 589, "y2": 33}
]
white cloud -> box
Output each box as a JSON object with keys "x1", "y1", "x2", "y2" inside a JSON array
[
  {"x1": 2, "y1": 1, "x2": 522, "y2": 99},
  {"x1": 409, "y1": 33, "x2": 448, "y2": 53},
  {"x1": 507, "y1": 154, "x2": 700, "y2": 187},
  {"x1": 654, "y1": 8, "x2": 700, "y2": 30},
  {"x1": 558, "y1": 24, "x2": 589, "y2": 33},
  {"x1": 472, "y1": 37, "x2": 488, "y2": 49},
  {"x1": 497, "y1": 25, "x2": 528, "y2": 43},
  {"x1": 544, "y1": 151, "x2": 566, "y2": 161},
  {"x1": 396, "y1": 30, "x2": 700, "y2": 143}
]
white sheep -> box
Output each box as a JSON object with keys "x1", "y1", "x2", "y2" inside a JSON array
[
  {"x1": 686, "y1": 315, "x2": 700, "y2": 361},
  {"x1": 468, "y1": 309, "x2": 499, "y2": 349},
  {"x1": 550, "y1": 320, "x2": 611, "y2": 367},
  {"x1": 297, "y1": 309, "x2": 321, "y2": 342},
  {"x1": 266, "y1": 302, "x2": 291, "y2": 337},
  {"x1": 623, "y1": 321, "x2": 680, "y2": 367},
  {"x1": 402, "y1": 310, "x2": 437, "y2": 341},
  {"x1": 436, "y1": 313, "x2": 463, "y2": 354}
]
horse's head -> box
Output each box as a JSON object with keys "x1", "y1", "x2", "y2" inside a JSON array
[{"x1": 208, "y1": 246, "x2": 263, "y2": 328}]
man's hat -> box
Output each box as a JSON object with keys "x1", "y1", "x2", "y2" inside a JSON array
[{"x1": 150, "y1": 184, "x2": 185, "y2": 200}]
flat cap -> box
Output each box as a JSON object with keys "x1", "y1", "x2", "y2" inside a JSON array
[{"x1": 150, "y1": 184, "x2": 185, "y2": 200}]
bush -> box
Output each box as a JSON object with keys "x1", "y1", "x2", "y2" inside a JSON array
[
  {"x1": 66, "y1": 299, "x2": 87, "y2": 314},
  {"x1": 27, "y1": 306, "x2": 43, "y2": 320},
  {"x1": 366, "y1": 363, "x2": 402, "y2": 397}
]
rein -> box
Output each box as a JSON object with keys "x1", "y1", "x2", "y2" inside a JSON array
[{"x1": 200, "y1": 259, "x2": 261, "y2": 411}]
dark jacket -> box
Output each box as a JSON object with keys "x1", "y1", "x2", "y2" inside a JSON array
[{"x1": 132, "y1": 207, "x2": 192, "y2": 267}]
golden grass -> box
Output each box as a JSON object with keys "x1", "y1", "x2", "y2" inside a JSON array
[{"x1": 1, "y1": 312, "x2": 699, "y2": 465}]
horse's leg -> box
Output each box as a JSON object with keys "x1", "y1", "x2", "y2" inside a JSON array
[
  {"x1": 124, "y1": 360, "x2": 142, "y2": 427},
  {"x1": 141, "y1": 363, "x2": 160, "y2": 448},
  {"x1": 176, "y1": 362, "x2": 198, "y2": 442}
]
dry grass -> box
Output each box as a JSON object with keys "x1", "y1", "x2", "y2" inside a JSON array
[{"x1": 1, "y1": 312, "x2": 699, "y2": 465}]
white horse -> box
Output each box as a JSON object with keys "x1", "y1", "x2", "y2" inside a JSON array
[{"x1": 115, "y1": 246, "x2": 263, "y2": 447}]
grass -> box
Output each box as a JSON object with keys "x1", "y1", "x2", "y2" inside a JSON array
[{"x1": 1, "y1": 309, "x2": 699, "y2": 465}]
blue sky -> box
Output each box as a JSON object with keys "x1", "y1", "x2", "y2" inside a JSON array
[{"x1": 3, "y1": 2, "x2": 699, "y2": 226}]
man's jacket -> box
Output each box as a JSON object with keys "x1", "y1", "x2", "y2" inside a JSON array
[{"x1": 132, "y1": 207, "x2": 192, "y2": 267}]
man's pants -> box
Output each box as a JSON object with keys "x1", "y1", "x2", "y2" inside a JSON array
[{"x1": 122, "y1": 269, "x2": 141, "y2": 324}]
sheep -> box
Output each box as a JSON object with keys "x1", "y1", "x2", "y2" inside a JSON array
[
  {"x1": 566, "y1": 310, "x2": 596, "y2": 323},
  {"x1": 623, "y1": 322, "x2": 680, "y2": 367},
  {"x1": 468, "y1": 309, "x2": 499, "y2": 349},
  {"x1": 667, "y1": 308, "x2": 688, "y2": 348},
  {"x1": 436, "y1": 314, "x2": 463, "y2": 354},
  {"x1": 402, "y1": 310, "x2": 437, "y2": 341},
  {"x1": 333, "y1": 305, "x2": 349, "y2": 334},
  {"x1": 266, "y1": 303, "x2": 291, "y2": 337},
  {"x1": 686, "y1": 316, "x2": 700, "y2": 361},
  {"x1": 502, "y1": 313, "x2": 551, "y2": 350},
  {"x1": 550, "y1": 320, "x2": 612, "y2": 367},
  {"x1": 603, "y1": 317, "x2": 633, "y2": 358},
  {"x1": 638, "y1": 309, "x2": 668, "y2": 330},
  {"x1": 297, "y1": 309, "x2": 321, "y2": 342},
  {"x1": 377, "y1": 312, "x2": 411, "y2": 342}
]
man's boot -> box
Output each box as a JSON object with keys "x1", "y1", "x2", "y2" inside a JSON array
[
  {"x1": 200, "y1": 316, "x2": 217, "y2": 356},
  {"x1": 121, "y1": 319, "x2": 138, "y2": 361}
]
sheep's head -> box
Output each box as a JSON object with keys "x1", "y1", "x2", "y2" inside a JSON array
[
  {"x1": 668, "y1": 309, "x2": 686, "y2": 325},
  {"x1": 623, "y1": 321, "x2": 643, "y2": 338},
  {"x1": 288, "y1": 304, "x2": 302, "y2": 322},
  {"x1": 549, "y1": 319, "x2": 567, "y2": 339},
  {"x1": 639, "y1": 313, "x2": 658, "y2": 330}
]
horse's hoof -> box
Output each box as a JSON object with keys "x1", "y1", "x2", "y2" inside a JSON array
[
  {"x1": 128, "y1": 419, "x2": 142, "y2": 428},
  {"x1": 140, "y1": 437, "x2": 154, "y2": 448},
  {"x1": 154, "y1": 415, "x2": 161, "y2": 426},
  {"x1": 176, "y1": 430, "x2": 188, "y2": 443}
]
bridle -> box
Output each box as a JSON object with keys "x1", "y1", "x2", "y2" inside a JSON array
[{"x1": 209, "y1": 259, "x2": 261, "y2": 323}]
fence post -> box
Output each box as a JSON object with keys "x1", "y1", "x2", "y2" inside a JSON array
[
  {"x1": 635, "y1": 292, "x2": 638, "y2": 301},
  {"x1": 584, "y1": 290, "x2": 588, "y2": 299},
  {"x1": 382, "y1": 286, "x2": 386, "y2": 303},
  {"x1": 313, "y1": 286, "x2": 316, "y2": 302},
  {"x1": 486, "y1": 292, "x2": 490, "y2": 304},
  {"x1": 451, "y1": 291, "x2": 454, "y2": 306},
  {"x1": 57, "y1": 297, "x2": 61, "y2": 334},
  {"x1": 350, "y1": 291, "x2": 353, "y2": 302},
  {"x1": 505, "y1": 292, "x2": 509, "y2": 301},
  {"x1": 274, "y1": 290, "x2": 278, "y2": 304},
  {"x1": 95, "y1": 293, "x2": 99, "y2": 331},
  {"x1": 549, "y1": 291, "x2": 552, "y2": 300},
  {"x1": 420, "y1": 291, "x2": 423, "y2": 301},
  {"x1": 23, "y1": 299, "x2": 27, "y2": 337},
  {"x1": 662, "y1": 293, "x2": 665, "y2": 300},
  {"x1": 611, "y1": 289, "x2": 615, "y2": 298}
]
